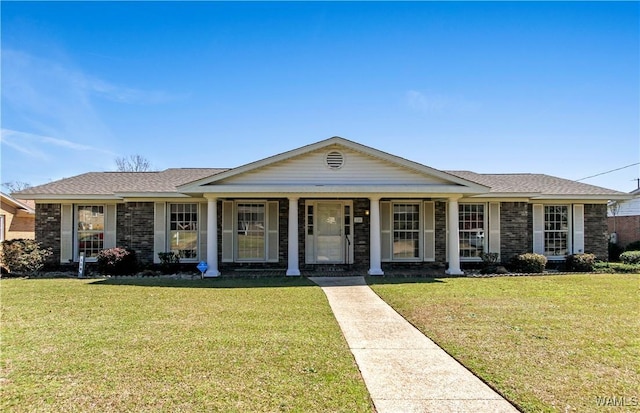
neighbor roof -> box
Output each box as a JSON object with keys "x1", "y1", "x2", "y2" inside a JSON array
[{"x1": 1, "y1": 192, "x2": 36, "y2": 213}]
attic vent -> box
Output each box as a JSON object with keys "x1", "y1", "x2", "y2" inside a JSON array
[{"x1": 326, "y1": 151, "x2": 344, "y2": 169}]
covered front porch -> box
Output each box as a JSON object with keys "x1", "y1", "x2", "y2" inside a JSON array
[{"x1": 202, "y1": 195, "x2": 466, "y2": 277}]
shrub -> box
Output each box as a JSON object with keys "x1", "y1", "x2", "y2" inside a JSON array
[
  {"x1": 511, "y1": 253, "x2": 547, "y2": 273},
  {"x1": 158, "y1": 252, "x2": 180, "y2": 274},
  {"x1": 479, "y1": 252, "x2": 500, "y2": 274},
  {"x1": 619, "y1": 250, "x2": 640, "y2": 265},
  {"x1": 624, "y1": 240, "x2": 640, "y2": 251},
  {"x1": 96, "y1": 247, "x2": 138, "y2": 275},
  {"x1": 0, "y1": 239, "x2": 53, "y2": 274},
  {"x1": 566, "y1": 253, "x2": 596, "y2": 272},
  {"x1": 608, "y1": 242, "x2": 625, "y2": 262},
  {"x1": 594, "y1": 261, "x2": 640, "y2": 274}
]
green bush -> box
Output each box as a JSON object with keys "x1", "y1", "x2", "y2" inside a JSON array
[
  {"x1": 619, "y1": 250, "x2": 640, "y2": 265},
  {"x1": 593, "y1": 261, "x2": 640, "y2": 274},
  {"x1": 158, "y1": 252, "x2": 180, "y2": 274},
  {"x1": 566, "y1": 253, "x2": 596, "y2": 272},
  {"x1": 96, "y1": 247, "x2": 138, "y2": 275},
  {"x1": 608, "y1": 242, "x2": 624, "y2": 262},
  {"x1": 511, "y1": 253, "x2": 547, "y2": 273},
  {"x1": 0, "y1": 239, "x2": 53, "y2": 274},
  {"x1": 624, "y1": 240, "x2": 640, "y2": 251}
]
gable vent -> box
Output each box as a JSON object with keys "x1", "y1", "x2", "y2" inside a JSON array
[{"x1": 326, "y1": 151, "x2": 344, "y2": 169}]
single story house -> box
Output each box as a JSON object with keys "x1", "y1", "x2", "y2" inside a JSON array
[
  {"x1": 1, "y1": 192, "x2": 35, "y2": 242},
  {"x1": 607, "y1": 187, "x2": 640, "y2": 248},
  {"x1": 14, "y1": 137, "x2": 630, "y2": 275}
]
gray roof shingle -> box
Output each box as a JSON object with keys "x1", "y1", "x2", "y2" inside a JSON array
[
  {"x1": 445, "y1": 171, "x2": 624, "y2": 195},
  {"x1": 16, "y1": 168, "x2": 228, "y2": 196}
]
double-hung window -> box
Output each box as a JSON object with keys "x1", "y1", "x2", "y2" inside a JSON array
[
  {"x1": 393, "y1": 203, "x2": 421, "y2": 260},
  {"x1": 77, "y1": 205, "x2": 104, "y2": 258},
  {"x1": 169, "y1": 203, "x2": 198, "y2": 259},
  {"x1": 459, "y1": 204, "x2": 485, "y2": 258},
  {"x1": 237, "y1": 203, "x2": 266, "y2": 261},
  {"x1": 544, "y1": 205, "x2": 568, "y2": 256},
  {"x1": 222, "y1": 201, "x2": 279, "y2": 263}
]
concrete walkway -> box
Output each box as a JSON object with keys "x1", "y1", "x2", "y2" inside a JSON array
[{"x1": 309, "y1": 276, "x2": 519, "y2": 413}]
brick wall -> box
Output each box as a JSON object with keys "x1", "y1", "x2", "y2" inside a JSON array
[
  {"x1": 35, "y1": 204, "x2": 61, "y2": 265},
  {"x1": 434, "y1": 201, "x2": 447, "y2": 263},
  {"x1": 117, "y1": 202, "x2": 155, "y2": 264},
  {"x1": 353, "y1": 198, "x2": 370, "y2": 271},
  {"x1": 608, "y1": 215, "x2": 640, "y2": 249},
  {"x1": 500, "y1": 202, "x2": 530, "y2": 262},
  {"x1": 583, "y1": 204, "x2": 608, "y2": 258}
]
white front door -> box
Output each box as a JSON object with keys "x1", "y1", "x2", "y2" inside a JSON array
[
  {"x1": 305, "y1": 201, "x2": 353, "y2": 264},
  {"x1": 316, "y1": 202, "x2": 344, "y2": 263}
]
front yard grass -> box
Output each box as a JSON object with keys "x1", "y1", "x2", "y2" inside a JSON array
[
  {"x1": 369, "y1": 274, "x2": 640, "y2": 412},
  {"x1": 1, "y1": 277, "x2": 372, "y2": 412}
]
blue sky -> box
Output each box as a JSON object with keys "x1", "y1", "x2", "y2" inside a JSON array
[{"x1": 2, "y1": 1, "x2": 639, "y2": 193}]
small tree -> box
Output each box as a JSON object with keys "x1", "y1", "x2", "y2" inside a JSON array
[
  {"x1": 115, "y1": 155, "x2": 152, "y2": 172},
  {"x1": 2, "y1": 181, "x2": 31, "y2": 193}
]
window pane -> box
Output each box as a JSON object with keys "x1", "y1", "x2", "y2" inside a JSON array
[
  {"x1": 77, "y1": 205, "x2": 104, "y2": 258},
  {"x1": 392, "y1": 203, "x2": 420, "y2": 259},
  {"x1": 544, "y1": 205, "x2": 568, "y2": 256},
  {"x1": 459, "y1": 204, "x2": 485, "y2": 258},
  {"x1": 169, "y1": 203, "x2": 198, "y2": 259},
  {"x1": 237, "y1": 203, "x2": 265, "y2": 260}
]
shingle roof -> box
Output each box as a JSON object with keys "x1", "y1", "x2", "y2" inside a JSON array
[
  {"x1": 16, "y1": 168, "x2": 228, "y2": 196},
  {"x1": 445, "y1": 171, "x2": 624, "y2": 196},
  {"x1": 14, "y1": 167, "x2": 626, "y2": 199}
]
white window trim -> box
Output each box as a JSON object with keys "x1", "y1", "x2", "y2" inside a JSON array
[
  {"x1": 382, "y1": 201, "x2": 424, "y2": 262},
  {"x1": 459, "y1": 203, "x2": 487, "y2": 262},
  {"x1": 74, "y1": 204, "x2": 108, "y2": 262},
  {"x1": 167, "y1": 202, "x2": 200, "y2": 262},
  {"x1": 235, "y1": 201, "x2": 267, "y2": 262},
  {"x1": 543, "y1": 204, "x2": 572, "y2": 260},
  {"x1": 223, "y1": 200, "x2": 279, "y2": 263}
]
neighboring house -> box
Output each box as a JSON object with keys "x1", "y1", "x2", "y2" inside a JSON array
[
  {"x1": 0, "y1": 192, "x2": 36, "y2": 241},
  {"x1": 607, "y1": 187, "x2": 640, "y2": 249},
  {"x1": 14, "y1": 137, "x2": 630, "y2": 275}
]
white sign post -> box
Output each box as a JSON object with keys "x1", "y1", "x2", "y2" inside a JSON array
[{"x1": 78, "y1": 253, "x2": 86, "y2": 278}]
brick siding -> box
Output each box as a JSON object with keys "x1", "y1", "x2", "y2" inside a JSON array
[
  {"x1": 35, "y1": 204, "x2": 61, "y2": 265},
  {"x1": 500, "y1": 202, "x2": 530, "y2": 262},
  {"x1": 33, "y1": 199, "x2": 611, "y2": 272},
  {"x1": 608, "y1": 215, "x2": 640, "y2": 249},
  {"x1": 116, "y1": 202, "x2": 155, "y2": 264}
]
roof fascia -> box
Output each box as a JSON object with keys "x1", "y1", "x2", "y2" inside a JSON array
[
  {"x1": 1, "y1": 193, "x2": 35, "y2": 213},
  {"x1": 193, "y1": 183, "x2": 484, "y2": 197},
  {"x1": 17, "y1": 195, "x2": 123, "y2": 201},
  {"x1": 530, "y1": 194, "x2": 632, "y2": 201},
  {"x1": 114, "y1": 192, "x2": 194, "y2": 199}
]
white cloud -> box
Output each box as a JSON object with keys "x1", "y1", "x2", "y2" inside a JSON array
[
  {"x1": 1, "y1": 49, "x2": 183, "y2": 144},
  {"x1": 406, "y1": 90, "x2": 447, "y2": 112},
  {"x1": 1, "y1": 129, "x2": 117, "y2": 160},
  {"x1": 405, "y1": 90, "x2": 479, "y2": 114}
]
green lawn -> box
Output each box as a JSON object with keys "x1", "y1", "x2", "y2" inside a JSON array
[
  {"x1": 1, "y1": 277, "x2": 372, "y2": 412},
  {"x1": 369, "y1": 274, "x2": 640, "y2": 413}
]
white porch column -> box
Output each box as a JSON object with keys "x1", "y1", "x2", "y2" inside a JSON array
[
  {"x1": 286, "y1": 197, "x2": 301, "y2": 276},
  {"x1": 446, "y1": 196, "x2": 464, "y2": 275},
  {"x1": 206, "y1": 197, "x2": 220, "y2": 277},
  {"x1": 368, "y1": 197, "x2": 384, "y2": 275}
]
